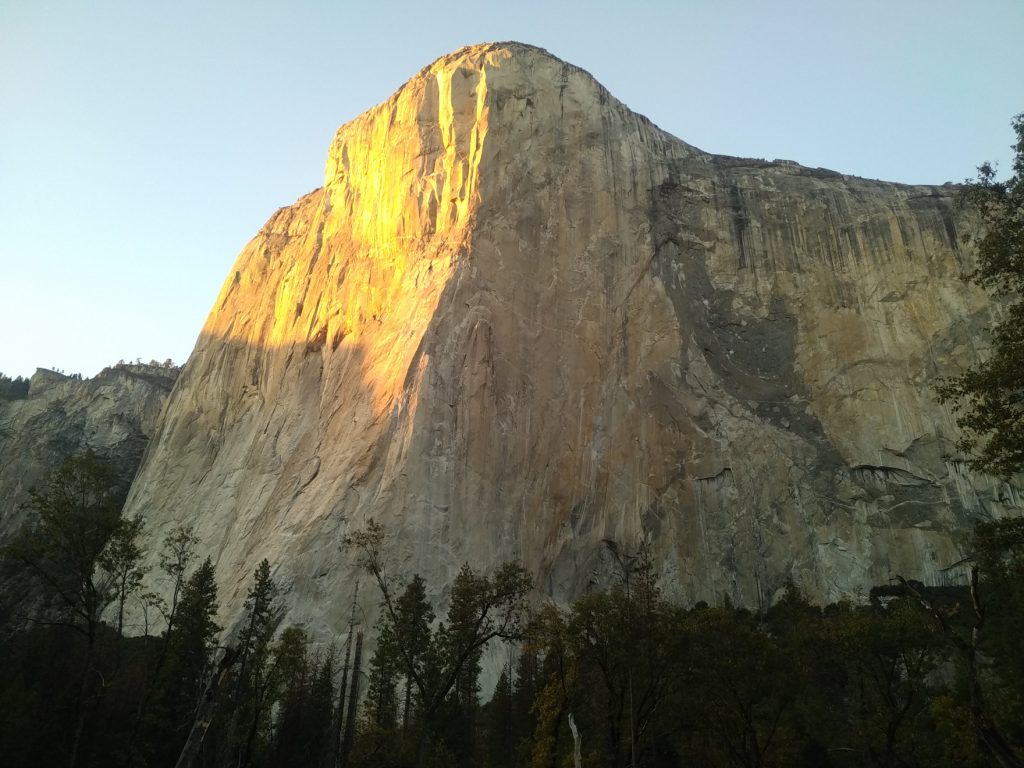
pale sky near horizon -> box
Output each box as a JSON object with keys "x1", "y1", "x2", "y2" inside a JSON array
[{"x1": 1, "y1": 0, "x2": 1022, "y2": 379}]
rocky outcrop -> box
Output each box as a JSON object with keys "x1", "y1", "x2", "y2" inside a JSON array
[
  {"x1": 123, "y1": 43, "x2": 1020, "y2": 636},
  {"x1": 0, "y1": 365, "x2": 177, "y2": 544}
]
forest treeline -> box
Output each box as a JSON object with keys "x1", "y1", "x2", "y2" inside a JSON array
[
  {"x1": 0, "y1": 372, "x2": 30, "y2": 400},
  {"x1": 1, "y1": 453, "x2": 1023, "y2": 768}
]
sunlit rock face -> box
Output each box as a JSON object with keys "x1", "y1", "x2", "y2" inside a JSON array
[
  {"x1": 125, "y1": 42, "x2": 1020, "y2": 634},
  {"x1": 0, "y1": 365, "x2": 176, "y2": 542}
]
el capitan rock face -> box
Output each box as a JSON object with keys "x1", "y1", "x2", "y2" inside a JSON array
[{"x1": 124, "y1": 43, "x2": 1020, "y2": 634}]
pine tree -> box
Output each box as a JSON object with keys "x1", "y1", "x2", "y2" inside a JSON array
[
  {"x1": 267, "y1": 626, "x2": 312, "y2": 767},
  {"x1": 169, "y1": 558, "x2": 220, "y2": 703},
  {"x1": 148, "y1": 557, "x2": 220, "y2": 765},
  {"x1": 482, "y1": 663, "x2": 516, "y2": 768},
  {"x1": 345, "y1": 523, "x2": 531, "y2": 768},
  {"x1": 365, "y1": 620, "x2": 399, "y2": 729},
  {"x1": 213, "y1": 559, "x2": 280, "y2": 768}
]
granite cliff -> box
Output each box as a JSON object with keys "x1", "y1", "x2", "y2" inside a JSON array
[
  {"x1": 121, "y1": 43, "x2": 1020, "y2": 634},
  {"x1": 0, "y1": 365, "x2": 177, "y2": 540}
]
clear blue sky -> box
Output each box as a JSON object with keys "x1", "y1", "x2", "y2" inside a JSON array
[{"x1": 2, "y1": 0, "x2": 1022, "y2": 379}]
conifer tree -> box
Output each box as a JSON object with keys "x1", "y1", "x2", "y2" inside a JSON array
[
  {"x1": 482, "y1": 663, "x2": 517, "y2": 768},
  {"x1": 214, "y1": 558, "x2": 280, "y2": 768},
  {"x1": 341, "y1": 631, "x2": 363, "y2": 768},
  {"x1": 345, "y1": 523, "x2": 531, "y2": 768},
  {"x1": 168, "y1": 558, "x2": 220, "y2": 702},
  {"x1": 365, "y1": 620, "x2": 399, "y2": 729},
  {"x1": 147, "y1": 557, "x2": 220, "y2": 766}
]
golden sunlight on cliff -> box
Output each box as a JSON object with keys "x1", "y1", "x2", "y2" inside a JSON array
[{"x1": 198, "y1": 48, "x2": 501, "y2": 417}]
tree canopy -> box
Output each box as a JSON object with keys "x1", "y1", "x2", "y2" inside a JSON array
[{"x1": 938, "y1": 114, "x2": 1024, "y2": 478}]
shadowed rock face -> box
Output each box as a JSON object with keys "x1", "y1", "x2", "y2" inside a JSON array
[
  {"x1": 0, "y1": 365, "x2": 175, "y2": 623},
  {"x1": 123, "y1": 42, "x2": 1020, "y2": 634},
  {"x1": 0, "y1": 365, "x2": 177, "y2": 541}
]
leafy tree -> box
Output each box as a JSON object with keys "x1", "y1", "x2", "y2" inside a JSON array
[
  {"x1": 156, "y1": 524, "x2": 202, "y2": 631},
  {"x1": 763, "y1": 585, "x2": 845, "y2": 768},
  {"x1": 524, "y1": 605, "x2": 577, "y2": 768},
  {"x1": 124, "y1": 525, "x2": 202, "y2": 762},
  {"x1": 928, "y1": 114, "x2": 1024, "y2": 764},
  {"x1": 896, "y1": 569, "x2": 1024, "y2": 768},
  {"x1": 99, "y1": 513, "x2": 149, "y2": 648},
  {"x1": 827, "y1": 599, "x2": 938, "y2": 768},
  {"x1": 345, "y1": 522, "x2": 532, "y2": 767},
  {"x1": 4, "y1": 453, "x2": 129, "y2": 767},
  {"x1": 510, "y1": 648, "x2": 542, "y2": 762},
  {"x1": 363, "y1": 572, "x2": 434, "y2": 754},
  {"x1": 938, "y1": 113, "x2": 1024, "y2": 478},
  {"x1": 364, "y1": 615, "x2": 401, "y2": 730},
  {"x1": 973, "y1": 518, "x2": 1024, "y2": 746},
  {"x1": 681, "y1": 605, "x2": 799, "y2": 768},
  {"x1": 172, "y1": 557, "x2": 220, "y2": 696},
  {"x1": 522, "y1": 547, "x2": 689, "y2": 768},
  {"x1": 567, "y1": 588, "x2": 684, "y2": 768},
  {"x1": 6, "y1": 453, "x2": 124, "y2": 637}
]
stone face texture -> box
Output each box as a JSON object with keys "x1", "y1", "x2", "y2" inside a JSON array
[
  {"x1": 0, "y1": 366, "x2": 176, "y2": 541},
  {"x1": 123, "y1": 43, "x2": 1020, "y2": 633}
]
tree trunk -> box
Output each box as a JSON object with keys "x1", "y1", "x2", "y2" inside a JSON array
[
  {"x1": 332, "y1": 581, "x2": 360, "y2": 768},
  {"x1": 174, "y1": 648, "x2": 238, "y2": 768},
  {"x1": 899, "y1": 572, "x2": 1024, "y2": 768},
  {"x1": 568, "y1": 713, "x2": 582, "y2": 768},
  {"x1": 340, "y1": 632, "x2": 362, "y2": 768},
  {"x1": 402, "y1": 677, "x2": 412, "y2": 736},
  {"x1": 333, "y1": 627, "x2": 353, "y2": 768},
  {"x1": 68, "y1": 623, "x2": 97, "y2": 768}
]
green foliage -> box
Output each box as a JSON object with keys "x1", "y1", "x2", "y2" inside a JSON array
[
  {"x1": 524, "y1": 605, "x2": 575, "y2": 768},
  {"x1": 0, "y1": 372, "x2": 30, "y2": 400},
  {"x1": 348, "y1": 522, "x2": 532, "y2": 767},
  {"x1": 0, "y1": 622, "x2": 164, "y2": 768},
  {"x1": 267, "y1": 637, "x2": 337, "y2": 768},
  {"x1": 365, "y1": 616, "x2": 401, "y2": 730},
  {"x1": 684, "y1": 605, "x2": 801, "y2": 768},
  {"x1": 167, "y1": 558, "x2": 220, "y2": 697},
  {"x1": 481, "y1": 662, "x2": 517, "y2": 768},
  {"x1": 100, "y1": 513, "x2": 150, "y2": 641},
  {"x1": 156, "y1": 524, "x2": 201, "y2": 622},
  {"x1": 937, "y1": 113, "x2": 1024, "y2": 478},
  {"x1": 210, "y1": 558, "x2": 282, "y2": 767},
  {"x1": 567, "y1": 583, "x2": 685, "y2": 766},
  {"x1": 141, "y1": 556, "x2": 220, "y2": 767},
  {"x1": 3, "y1": 505, "x2": 1022, "y2": 768},
  {"x1": 6, "y1": 453, "x2": 126, "y2": 635},
  {"x1": 827, "y1": 599, "x2": 939, "y2": 767},
  {"x1": 973, "y1": 520, "x2": 1024, "y2": 754}
]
